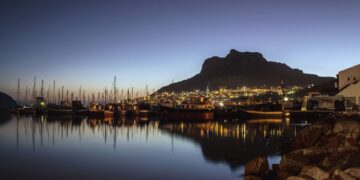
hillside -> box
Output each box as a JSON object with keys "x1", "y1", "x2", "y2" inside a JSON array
[{"x1": 158, "y1": 49, "x2": 335, "y2": 92}]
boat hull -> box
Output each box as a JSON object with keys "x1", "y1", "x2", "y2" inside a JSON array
[{"x1": 157, "y1": 105, "x2": 213, "y2": 120}]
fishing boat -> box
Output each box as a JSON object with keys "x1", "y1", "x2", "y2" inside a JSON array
[
  {"x1": 138, "y1": 102, "x2": 152, "y2": 116},
  {"x1": 104, "y1": 104, "x2": 115, "y2": 118},
  {"x1": 215, "y1": 103, "x2": 286, "y2": 119},
  {"x1": 47, "y1": 101, "x2": 73, "y2": 115},
  {"x1": 72, "y1": 101, "x2": 88, "y2": 115},
  {"x1": 89, "y1": 102, "x2": 114, "y2": 118},
  {"x1": 114, "y1": 103, "x2": 127, "y2": 117},
  {"x1": 126, "y1": 102, "x2": 140, "y2": 116},
  {"x1": 158, "y1": 96, "x2": 214, "y2": 120},
  {"x1": 239, "y1": 109, "x2": 285, "y2": 118},
  {"x1": 89, "y1": 102, "x2": 104, "y2": 118}
]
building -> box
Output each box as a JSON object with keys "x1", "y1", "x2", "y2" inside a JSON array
[{"x1": 337, "y1": 64, "x2": 360, "y2": 105}]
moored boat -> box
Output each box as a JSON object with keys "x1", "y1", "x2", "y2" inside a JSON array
[
  {"x1": 34, "y1": 97, "x2": 47, "y2": 115},
  {"x1": 47, "y1": 101, "x2": 73, "y2": 115},
  {"x1": 239, "y1": 109, "x2": 285, "y2": 119},
  {"x1": 158, "y1": 96, "x2": 214, "y2": 120},
  {"x1": 72, "y1": 101, "x2": 88, "y2": 115}
]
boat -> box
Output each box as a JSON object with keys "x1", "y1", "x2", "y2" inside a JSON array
[
  {"x1": 34, "y1": 97, "x2": 47, "y2": 115},
  {"x1": 72, "y1": 101, "x2": 88, "y2": 115},
  {"x1": 138, "y1": 102, "x2": 152, "y2": 116},
  {"x1": 214, "y1": 103, "x2": 286, "y2": 119},
  {"x1": 158, "y1": 96, "x2": 214, "y2": 120},
  {"x1": 89, "y1": 102, "x2": 114, "y2": 118},
  {"x1": 114, "y1": 103, "x2": 127, "y2": 117},
  {"x1": 89, "y1": 102, "x2": 105, "y2": 118},
  {"x1": 104, "y1": 104, "x2": 115, "y2": 118},
  {"x1": 239, "y1": 109, "x2": 285, "y2": 118},
  {"x1": 47, "y1": 101, "x2": 73, "y2": 115},
  {"x1": 125, "y1": 101, "x2": 152, "y2": 117},
  {"x1": 17, "y1": 105, "x2": 36, "y2": 115}
]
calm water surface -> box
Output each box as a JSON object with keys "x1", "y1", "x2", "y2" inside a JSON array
[{"x1": 0, "y1": 113, "x2": 307, "y2": 180}]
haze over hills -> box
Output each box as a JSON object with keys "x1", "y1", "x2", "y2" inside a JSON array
[{"x1": 158, "y1": 49, "x2": 335, "y2": 92}]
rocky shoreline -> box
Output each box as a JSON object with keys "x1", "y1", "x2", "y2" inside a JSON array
[{"x1": 244, "y1": 114, "x2": 360, "y2": 180}]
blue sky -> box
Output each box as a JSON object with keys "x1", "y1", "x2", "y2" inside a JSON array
[{"x1": 1, "y1": 0, "x2": 360, "y2": 97}]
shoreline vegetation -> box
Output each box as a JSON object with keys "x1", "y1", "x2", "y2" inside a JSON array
[{"x1": 244, "y1": 113, "x2": 360, "y2": 180}]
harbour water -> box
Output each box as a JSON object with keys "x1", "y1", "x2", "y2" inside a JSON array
[{"x1": 0, "y1": 113, "x2": 308, "y2": 179}]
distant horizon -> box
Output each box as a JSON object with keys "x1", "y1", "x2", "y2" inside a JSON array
[{"x1": 1, "y1": 0, "x2": 360, "y2": 98}]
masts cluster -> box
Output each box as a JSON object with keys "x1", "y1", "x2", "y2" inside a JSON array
[{"x1": 15, "y1": 76, "x2": 154, "y2": 106}]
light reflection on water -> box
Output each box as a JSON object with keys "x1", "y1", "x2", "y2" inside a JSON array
[{"x1": 0, "y1": 114, "x2": 307, "y2": 180}]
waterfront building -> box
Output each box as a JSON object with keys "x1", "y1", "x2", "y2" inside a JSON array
[{"x1": 337, "y1": 64, "x2": 360, "y2": 105}]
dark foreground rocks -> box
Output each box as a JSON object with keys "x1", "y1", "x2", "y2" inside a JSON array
[{"x1": 245, "y1": 114, "x2": 360, "y2": 180}]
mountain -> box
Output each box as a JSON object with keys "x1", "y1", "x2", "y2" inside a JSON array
[
  {"x1": 158, "y1": 49, "x2": 335, "y2": 92},
  {"x1": 0, "y1": 92, "x2": 17, "y2": 111}
]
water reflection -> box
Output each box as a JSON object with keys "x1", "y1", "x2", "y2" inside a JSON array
[
  {"x1": 159, "y1": 118, "x2": 296, "y2": 170},
  {"x1": 0, "y1": 114, "x2": 308, "y2": 179}
]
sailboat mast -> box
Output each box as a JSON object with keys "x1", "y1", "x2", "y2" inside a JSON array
[
  {"x1": 17, "y1": 78, "x2": 20, "y2": 102},
  {"x1": 24, "y1": 87, "x2": 28, "y2": 105},
  {"x1": 61, "y1": 86, "x2": 64, "y2": 102},
  {"x1": 32, "y1": 76, "x2": 36, "y2": 104},
  {"x1": 52, "y1": 80, "x2": 56, "y2": 104},
  {"x1": 113, "y1": 76, "x2": 117, "y2": 103},
  {"x1": 131, "y1": 87, "x2": 134, "y2": 100},
  {"x1": 104, "y1": 87, "x2": 107, "y2": 105},
  {"x1": 66, "y1": 89, "x2": 69, "y2": 101},
  {"x1": 40, "y1": 80, "x2": 44, "y2": 97}
]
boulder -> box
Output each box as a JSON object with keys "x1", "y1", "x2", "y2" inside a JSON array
[
  {"x1": 333, "y1": 121, "x2": 360, "y2": 134},
  {"x1": 279, "y1": 152, "x2": 310, "y2": 174},
  {"x1": 299, "y1": 166, "x2": 329, "y2": 180},
  {"x1": 292, "y1": 124, "x2": 323, "y2": 149},
  {"x1": 345, "y1": 138, "x2": 358, "y2": 147},
  {"x1": 302, "y1": 147, "x2": 328, "y2": 162},
  {"x1": 245, "y1": 156, "x2": 269, "y2": 176},
  {"x1": 337, "y1": 145, "x2": 358, "y2": 155},
  {"x1": 244, "y1": 175, "x2": 263, "y2": 180},
  {"x1": 324, "y1": 135, "x2": 344, "y2": 151},
  {"x1": 344, "y1": 168, "x2": 360, "y2": 178},
  {"x1": 286, "y1": 176, "x2": 310, "y2": 180},
  {"x1": 277, "y1": 171, "x2": 293, "y2": 180},
  {"x1": 321, "y1": 157, "x2": 332, "y2": 169},
  {"x1": 332, "y1": 169, "x2": 356, "y2": 180}
]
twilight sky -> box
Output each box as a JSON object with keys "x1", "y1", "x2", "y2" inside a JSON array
[{"x1": 1, "y1": 0, "x2": 360, "y2": 98}]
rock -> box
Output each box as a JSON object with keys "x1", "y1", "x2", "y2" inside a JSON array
[
  {"x1": 321, "y1": 157, "x2": 332, "y2": 168},
  {"x1": 345, "y1": 138, "x2": 358, "y2": 147},
  {"x1": 302, "y1": 147, "x2": 328, "y2": 162},
  {"x1": 292, "y1": 124, "x2": 323, "y2": 149},
  {"x1": 245, "y1": 156, "x2": 269, "y2": 176},
  {"x1": 344, "y1": 168, "x2": 360, "y2": 178},
  {"x1": 337, "y1": 145, "x2": 358, "y2": 155},
  {"x1": 244, "y1": 175, "x2": 263, "y2": 180},
  {"x1": 286, "y1": 176, "x2": 310, "y2": 180},
  {"x1": 332, "y1": 169, "x2": 356, "y2": 180},
  {"x1": 279, "y1": 152, "x2": 310, "y2": 174},
  {"x1": 272, "y1": 164, "x2": 280, "y2": 172},
  {"x1": 299, "y1": 166, "x2": 329, "y2": 180},
  {"x1": 333, "y1": 121, "x2": 360, "y2": 134},
  {"x1": 277, "y1": 171, "x2": 293, "y2": 180}
]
